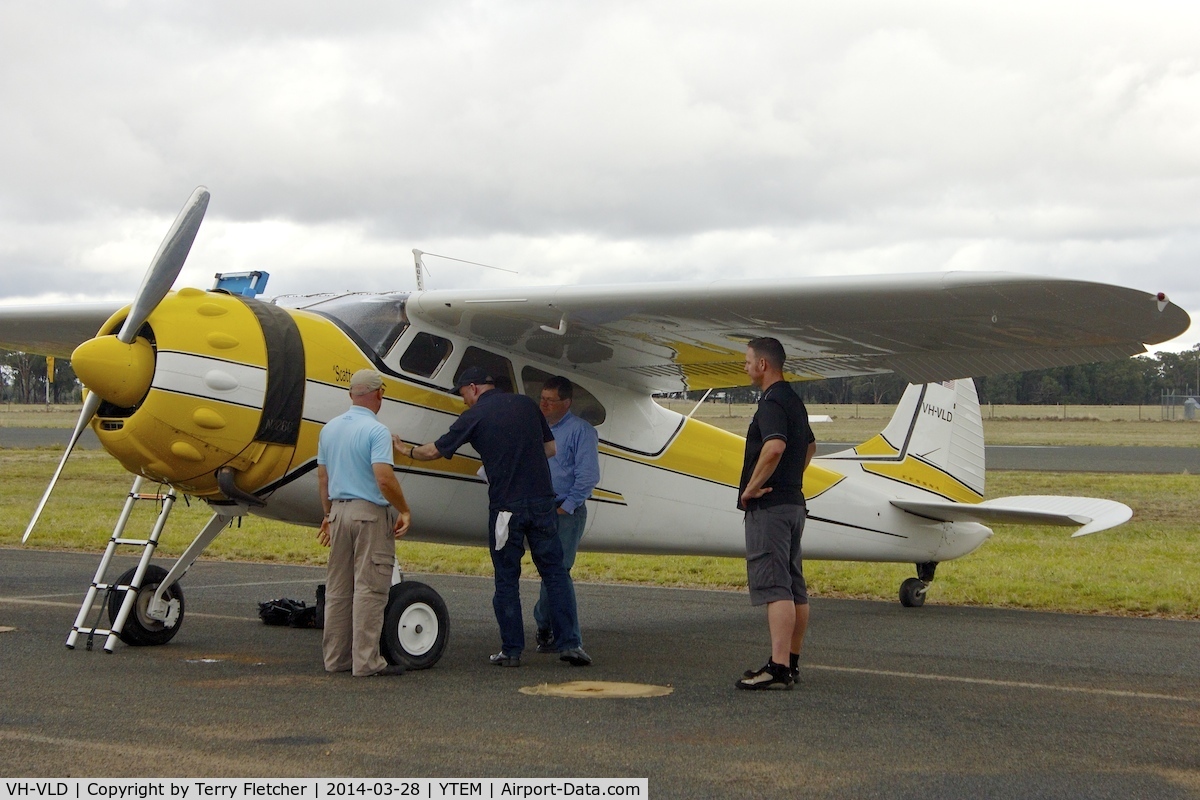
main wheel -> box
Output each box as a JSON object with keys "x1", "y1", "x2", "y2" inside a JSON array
[
  {"x1": 899, "y1": 577, "x2": 927, "y2": 608},
  {"x1": 380, "y1": 581, "x2": 449, "y2": 670},
  {"x1": 106, "y1": 565, "x2": 185, "y2": 646}
]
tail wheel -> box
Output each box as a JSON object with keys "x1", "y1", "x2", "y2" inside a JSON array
[
  {"x1": 106, "y1": 565, "x2": 185, "y2": 646},
  {"x1": 380, "y1": 581, "x2": 449, "y2": 670},
  {"x1": 899, "y1": 577, "x2": 927, "y2": 608}
]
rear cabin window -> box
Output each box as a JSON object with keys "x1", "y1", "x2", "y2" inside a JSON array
[
  {"x1": 522, "y1": 366, "x2": 606, "y2": 426},
  {"x1": 400, "y1": 332, "x2": 454, "y2": 378},
  {"x1": 454, "y1": 347, "x2": 517, "y2": 393}
]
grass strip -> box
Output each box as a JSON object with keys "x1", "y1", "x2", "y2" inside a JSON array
[{"x1": 1, "y1": 449, "x2": 1197, "y2": 619}]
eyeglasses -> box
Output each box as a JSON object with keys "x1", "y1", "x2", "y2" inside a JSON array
[{"x1": 539, "y1": 395, "x2": 566, "y2": 405}]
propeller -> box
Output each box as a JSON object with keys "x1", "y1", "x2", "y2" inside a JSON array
[{"x1": 22, "y1": 187, "x2": 211, "y2": 543}]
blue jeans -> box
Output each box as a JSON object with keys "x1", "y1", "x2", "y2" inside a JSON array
[
  {"x1": 488, "y1": 498, "x2": 581, "y2": 656},
  {"x1": 533, "y1": 506, "x2": 587, "y2": 646}
]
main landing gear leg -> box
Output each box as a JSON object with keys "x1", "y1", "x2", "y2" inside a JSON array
[
  {"x1": 899, "y1": 561, "x2": 938, "y2": 607},
  {"x1": 133, "y1": 512, "x2": 234, "y2": 642}
]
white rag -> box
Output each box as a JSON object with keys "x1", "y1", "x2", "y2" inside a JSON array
[{"x1": 494, "y1": 510, "x2": 512, "y2": 550}]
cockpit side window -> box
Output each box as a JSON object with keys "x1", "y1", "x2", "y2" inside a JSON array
[
  {"x1": 307, "y1": 293, "x2": 410, "y2": 356},
  {"x1": 400, "y1": 332, "x2": 454, "y2": 378}
]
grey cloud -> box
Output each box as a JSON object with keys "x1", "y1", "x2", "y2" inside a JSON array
[{"x1": 1, "y1": 1, "x2": 1198, "y2": 344}]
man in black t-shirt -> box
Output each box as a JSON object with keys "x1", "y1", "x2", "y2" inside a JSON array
[
  {"x1": 735, "y1": 337, "x2": 816, "y2": 691},
  {"x1": 406, "y1": 366, "x2": 591, "y2": 668}
]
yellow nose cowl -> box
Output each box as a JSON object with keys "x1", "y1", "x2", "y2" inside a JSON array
[{"x1": 72, "y1": 335, "x2": 155, "y2": 408}]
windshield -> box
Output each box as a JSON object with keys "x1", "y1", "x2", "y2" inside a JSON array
[{"x1": 305, "y1": 293, "x2": 410, "y2": 356}]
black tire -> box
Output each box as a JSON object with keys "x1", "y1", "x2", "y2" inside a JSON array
[
  {"x1": 106, "y1": 565, "x2": 185, "y2": 646},
  {"x1": 380, "y1": 581, "x2": 449, "y2": 670},
  {"x1": 899, "y1": 577, "x2": 927, "y2": 608}
]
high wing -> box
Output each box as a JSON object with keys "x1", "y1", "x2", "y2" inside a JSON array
[
  {"x1": 406, "y1": 272, "x2": 1189, "y2": 392},
  {"x1": 0, "y1": 272, "x2": 1188, "y2": 393},
  {"x1": 0, "y1": 303, "x2": 124, "y2": 358}
]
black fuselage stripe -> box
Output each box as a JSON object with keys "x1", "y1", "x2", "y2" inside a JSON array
[
  {"x1": 239, "y1": 297, "x2": 305, "y2": 446},
  {"x1": 257, "y1": 458, "x2": 626, "y2": 506},
  {"x1": 805, "y1": 514, "x2": 909, "y2": 539}
]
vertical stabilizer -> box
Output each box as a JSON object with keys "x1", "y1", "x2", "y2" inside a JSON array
[{"x1": 826, "y1": 379, "x2": 986, "y2": 499}]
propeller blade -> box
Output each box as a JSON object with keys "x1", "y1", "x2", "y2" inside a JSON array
[
  {"x1": 118, "y1": 186, "x2": 210, "y2": 343},
  {"x1": 25, "y1": 188, "x2": 211, "y2": 542},
  {"x1": 22, "y1": 391, "x2": 102, "y2": 542}
]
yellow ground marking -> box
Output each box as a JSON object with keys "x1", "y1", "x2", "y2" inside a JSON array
[{"x1": 519, "y1": 680, "x2": 673, "y2": 698}]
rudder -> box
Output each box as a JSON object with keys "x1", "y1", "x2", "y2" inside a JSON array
[{"x1": 825, "y1": 379, "x2": 985, "y2": 497}]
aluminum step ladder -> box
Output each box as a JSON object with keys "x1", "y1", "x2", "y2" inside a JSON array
[{"x1": 66, "y1": 475, "x2": 178, "y2": 653}]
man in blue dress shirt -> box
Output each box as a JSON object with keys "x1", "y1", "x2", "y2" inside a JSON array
[{"x1": 533, "y1": 376, "x2": 601, "y2": 654}]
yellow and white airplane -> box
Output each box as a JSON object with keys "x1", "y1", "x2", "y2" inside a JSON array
[{"x1": 0, "y1": 188, "x2": 1190, "y2": 666}]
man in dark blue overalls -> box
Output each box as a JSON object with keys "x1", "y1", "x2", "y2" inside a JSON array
[{"x1": 407, "y1": 366, "x2": 591, "y2": 668}]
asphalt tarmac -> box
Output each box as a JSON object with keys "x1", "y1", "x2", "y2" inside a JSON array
[
  {"x1": 0, "y1": 428, "x2": 102, "y2": 450},
  {"x1": 4, "y1": 428, "x2": 1198, "y2": 472},
  {"x1": 1, "y1": 549, "x2": 1197, "y2": 798}
]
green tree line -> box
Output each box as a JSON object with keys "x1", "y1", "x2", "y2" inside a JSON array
[{"x1": 1, "y1": 351, "x2": 81, "y2": 404}]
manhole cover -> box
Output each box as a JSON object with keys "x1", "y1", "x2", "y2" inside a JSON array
[{"x1": 519, "y1": 680, "x2": 673, "y2": 698}]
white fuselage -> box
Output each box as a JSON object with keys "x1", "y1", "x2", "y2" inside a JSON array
[{"x1": 248, "y1": 371, "x2": 993, "y2": 566}]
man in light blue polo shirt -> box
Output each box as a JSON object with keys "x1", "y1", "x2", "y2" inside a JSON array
[
  {"x1": 533, "y1": 375, "x2": 601, "y2": 654},
  {"x1": 317, "y1": 368, "x2": 411, "y2": 677}
]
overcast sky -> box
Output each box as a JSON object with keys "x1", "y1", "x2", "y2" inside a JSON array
[{"x1": 1, "y1": 0, "x2": 1197, "y2": 350}]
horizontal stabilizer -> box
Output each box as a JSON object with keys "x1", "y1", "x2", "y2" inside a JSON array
[{"x1": 891, "y1": 495, "x2": 1132, "y2": 537}]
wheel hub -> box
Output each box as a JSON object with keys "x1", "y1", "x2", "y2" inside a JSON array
[{"x1": 397, "y1": 602, "x2": 439, "y2": 656}]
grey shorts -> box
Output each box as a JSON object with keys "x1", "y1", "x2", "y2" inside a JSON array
[{"x1": 744, "y1": 503, "x2": 807, "y2": 606}]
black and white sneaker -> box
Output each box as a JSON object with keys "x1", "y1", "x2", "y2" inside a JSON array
[
  {"x1": 743, "y1": 660, "x2": 800, "y2": 682},
  {"x1": 743, "y1": 660, "x2": 771, "y2": 679},
  {"x1": 735, "y1": 661, "x2": 794, "y2": 690}
]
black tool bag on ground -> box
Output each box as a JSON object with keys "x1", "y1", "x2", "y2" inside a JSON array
[
  {"x1": 258, "y1": 597, "x2": 306, "y2": 626},
  {"x1": 257, "y1": 584, "x2": 325, "y2": 628}
]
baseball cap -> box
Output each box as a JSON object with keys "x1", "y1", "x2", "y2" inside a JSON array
[
  {"x1": 349, "y1": 368, "x2": 384, "y2": 395},
  {"x1": 451, "y1": 365, "x2": 496, "y2": 393}
]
